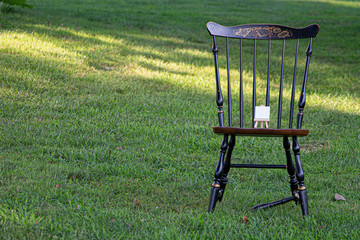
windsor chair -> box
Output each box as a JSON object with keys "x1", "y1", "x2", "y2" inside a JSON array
[{"x1": 206, "y1": 22, "x2": 319, "y2": 216}]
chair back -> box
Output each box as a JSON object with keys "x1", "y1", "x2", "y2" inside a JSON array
[{"x1": 206, "y1": 22, "x2": 319, "y2": 129}]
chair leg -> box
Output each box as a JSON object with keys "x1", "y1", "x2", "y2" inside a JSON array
[
  {"x1": 283, "y1": 137, "x2": 298, "y2": 194},
  {"x1": 208, "y1": 187, "x2": 220, "y2": 212},
  {"x1": 292, "y1": 136, "x2": 309, "y2": 216},
  {"x1": 208, "y1": 135, "x2": 228, "y2": 213},
  {"x1": 218, "y1": 135, "x2": 236, "y2": 202}
]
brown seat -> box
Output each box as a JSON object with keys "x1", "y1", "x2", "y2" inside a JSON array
[
  {"x1": 206, "y1": 21, "x2": 319, "y2": 217},
  {"x1": 213, "y1": 127, "x2": 309, "y2": 137}
]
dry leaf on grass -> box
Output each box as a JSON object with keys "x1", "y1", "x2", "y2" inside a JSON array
[
  {"x1": 334, "y1": 193, "x2": 346, "y2": 201},
  {"x1": 132, "y1": 199, "x2": 141, "y2": 207},
  {"x1": 242, "y1": 216, "x2": 249, "y2": 223}
]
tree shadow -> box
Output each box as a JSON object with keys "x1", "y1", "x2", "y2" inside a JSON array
[
  {"x1": 0, "y1": 0, "x2": 358, "y2": 152},
  {"x1": 0, "y1": 0, "x2": 359, "y2": 224}
]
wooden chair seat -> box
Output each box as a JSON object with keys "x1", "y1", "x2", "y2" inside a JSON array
[{"x1": 213, "y1": 127, "x2": 309, "y2": 137}]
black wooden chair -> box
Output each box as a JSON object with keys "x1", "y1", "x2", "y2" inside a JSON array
[{"x1": 206, "y1": 22, "x2": 319, "y2": 216}]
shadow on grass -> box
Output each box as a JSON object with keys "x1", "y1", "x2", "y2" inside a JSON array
[
  {"x1": 2, "y1": 0, "x2": 359, "y2": 94},
  {"x1": 1, "y1": 0, "x2": 359, "y2": 166},
  {"x1": 0, "y1": 0, "x2": 359, "y2": 237},
  {"x1": 0, "y1": 0, "x2": 358, "y2": 159}
]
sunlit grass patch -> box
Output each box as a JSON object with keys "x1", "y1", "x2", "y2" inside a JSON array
[{"x1": 0, "y1": 0, "x2": 359, "y2": 238}]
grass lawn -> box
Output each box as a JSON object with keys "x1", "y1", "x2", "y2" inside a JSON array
[{"x1": 0, "y1": 0, "x2": 359, "y2": 238}]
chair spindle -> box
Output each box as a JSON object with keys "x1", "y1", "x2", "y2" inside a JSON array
[
  {"x1": 289, "y1": 39, "x2": 299, "y2": 128},
  {"x1": 297, "y1": 38, "x2": 313, "y2": 129},
  {"x1": 266, "y1": 39, "x2": 271, "y2": 106},
  {"x1": 252, "y1": 39, "x2": 257, "y2": 128},
  {"x1": 226, "y1": 37, "x2": 232, "y2": 127},
  {"x1": 239, "y1": 39, "x2": 243, "y2": 128},
  {"x1": 212, "y1": 36, "x2": 224, "y2": 127},
  {"x1": 277, "y1": 40, "x2": 285, "y2": 129}
]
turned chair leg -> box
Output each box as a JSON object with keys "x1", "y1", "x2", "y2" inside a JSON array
[
  {"x1": 283, "y1": 137, "x2": 298, "y2": 195},
  {"x1": 208, "y1": 187, "x2": 220, "y2": 212},
  {"x1": 208, "y1": 135, "x2": 228, "y2": 212},
  {"x1": 218, "y1": 135, "x2": 236, "y2": 202},
  {"x1": 292, "y1": 136, "x2": 309, "y2": 216}
]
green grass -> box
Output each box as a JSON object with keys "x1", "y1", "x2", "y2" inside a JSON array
[{"x1": 0, "y1": 0, "x2": 359, "y2": 238}]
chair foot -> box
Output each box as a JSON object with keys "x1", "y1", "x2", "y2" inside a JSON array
[
  {"x1": 217, "y1": 185, "x2": 226, "y2": 202},
  {"x1": 299, "y1": 189, "x2": 309, "y2": 216},
  {"x1": 208, "y1": 187, "x2": 220, "y2": 212},
  {"x1": 250, "y1": 196, "x2": 296, "y2": 211}
]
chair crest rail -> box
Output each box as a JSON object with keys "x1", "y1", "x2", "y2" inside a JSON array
[{"x1": 206, "y1": 22, "x2": 319, "y2": 40}]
